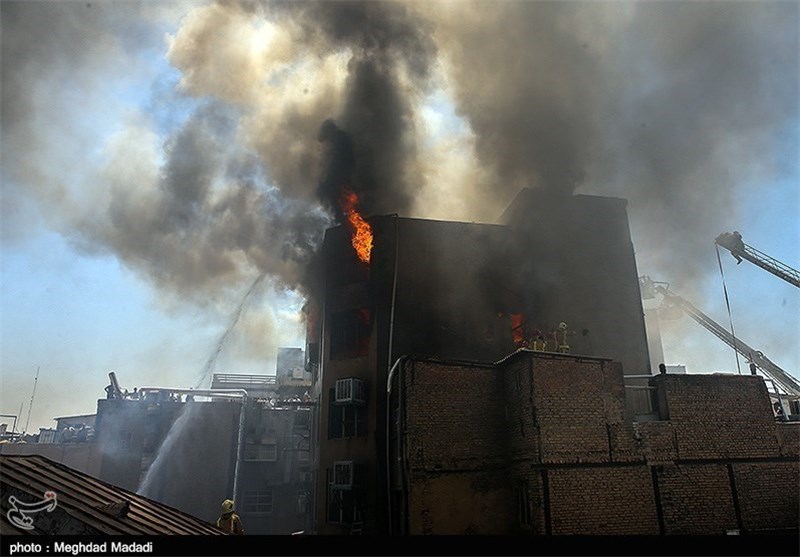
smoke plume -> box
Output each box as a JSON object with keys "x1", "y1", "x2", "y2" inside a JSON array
[{"x1": 2, "y1": 1, "x2": 797, "y2": 376}]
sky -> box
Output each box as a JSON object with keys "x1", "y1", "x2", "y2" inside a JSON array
[{"x1": 1, "y1": 0, "x2": 798, "y2": 433}]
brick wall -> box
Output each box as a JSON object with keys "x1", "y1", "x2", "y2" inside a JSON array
[
  {"x1": 510, "y1": 462, "x2": 548, "y2": 535},
  {"x1": 775, "y1": 422, "x2": 800, "y2": 457},
  {"x1": 653, "y1": 375, "x2": 780, "y2": 460},
  {"x1": 633, "y1": 421, "x2": 677, "y2": 463},
  {"x1": 548, "y1": 466, "x2": 659, "y2": 535},
  {"x1": 656, "y1": 463, "x2": 738, "y2": 535},
  {"x1": 408, "y1": 472, "x2": 514, "y2": 535},
  {"x1": 397, "y1": 354, "x2": 798, "y2": 536},
  {"x1": 502, "y1": 352, "x2": 640, "y2": 465},
  {"x1": 733, "y1": 462, "x2": 800, "y2": 533},
  {"x1": 404, "y1": 359, "x2": 505, "y2": 471}
]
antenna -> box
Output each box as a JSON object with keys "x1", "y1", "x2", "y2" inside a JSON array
[{"x1": 23, "y1": 366, "x2": 40, "y2": 435}]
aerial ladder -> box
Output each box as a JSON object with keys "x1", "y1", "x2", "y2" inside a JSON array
[
  {"x1": 715, "y1": 232, "x2": 800, "y2": 288},
  {"x1": 639, "y1": 276, "x2": 800, "y2": 402}
]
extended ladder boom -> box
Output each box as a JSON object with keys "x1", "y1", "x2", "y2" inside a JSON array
[
  {"x1": 640, "y1": 276, "x2": 800, "y2": 397},
  {"x1": 715, "y1": 232, "x2": 800, "y2": 288}
]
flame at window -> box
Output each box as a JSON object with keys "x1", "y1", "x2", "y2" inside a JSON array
[
  {"x1": 339, "y1": 187, "x2": 373, "y2": 264},
  {"x1": 510, "y1": 313, "x2": 526, "y2": 346}
]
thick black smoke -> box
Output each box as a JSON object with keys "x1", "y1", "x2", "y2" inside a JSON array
[
  {"x1": 423, "y1": 0, "x2": 798, "y2": 294},
  {"x1": 3, "y1": 1, "x2": 797, "y2": 378},
  {"x1": 268, "y1": 0, "x2": 437, "y2": 218}
]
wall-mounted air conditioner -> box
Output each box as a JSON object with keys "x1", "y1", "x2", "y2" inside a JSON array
[{"x1": 334, "y1": 378, "x2": 366, "y2": 404}]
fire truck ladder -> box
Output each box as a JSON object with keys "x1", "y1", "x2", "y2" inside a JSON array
[
  {"x1": 639, "y1": 276, "x2": 800, "y2": 398},
  {"x1": 715, "y1": 232, "x2": 800, "y2": 288}
]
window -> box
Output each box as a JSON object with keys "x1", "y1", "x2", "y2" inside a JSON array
[
  {"x1": 296, "y1": 436, "x2": 310, "y2": 461},
  {"x1": 297, "y1": 491, "x2": 309, "y2": 514},
  {"x1": 333, "y1": 461, "x2": 354, "y2": 487},
  {"x1": 243, "y1": 490, "x2": 273, "y2": 514},
  {"x1": 244, "y1": 441, "x2": 277, "y2": 461},
  {"x1": 294, "y1": 408, "x2": 311, "y2": 428},
  {"x1": 326, "y1": 466, "x2": 362, "y2": 524},
  {"x1": 328, "y1": 388, "x2": 366, "y2": 438},
  {"x1": 330, "y1": 309, "x2": 371, "y2": 359}
]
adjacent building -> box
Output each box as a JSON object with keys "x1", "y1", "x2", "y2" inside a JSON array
[{"x1": 387, "y1": 351, "x2": 799, "y2": 535}]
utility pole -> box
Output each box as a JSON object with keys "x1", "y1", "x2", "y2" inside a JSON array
[{"x1": 23, "y1": 366, "x2": 40, "y2": 435}]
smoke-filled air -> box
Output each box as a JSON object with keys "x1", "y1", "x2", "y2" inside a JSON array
[{"x1": 2, "y1": 1, "x2": 797, "y2": 429}]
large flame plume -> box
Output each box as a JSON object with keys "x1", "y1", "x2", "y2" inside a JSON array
[{"x1": 339, "y1": 187, "x2": 373, "y2": 264}]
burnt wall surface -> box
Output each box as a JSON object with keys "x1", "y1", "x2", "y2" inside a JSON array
[
  {"x1": 395, "y1": 352, "x2": 799, "y2": 536},
  {"x1": 500, "y1": 190, "x2": 651, "y2": 376},
  {"x1": 399, "y1": 358, "x2": 514, "y2": 535}
]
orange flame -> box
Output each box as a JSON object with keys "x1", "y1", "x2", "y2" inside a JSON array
[
  {"x1": 339, "y1": 187, "x2": 373, "y2": 264},
  {"x1": 510, "y1": 313, "x2": 526, "y2": 346}
]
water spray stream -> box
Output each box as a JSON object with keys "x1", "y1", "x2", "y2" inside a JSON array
[
  {"x1": 195, "y1": 273, "x2": 266, "y2": 389},
  {"x1": 136, "y1": 275, "x2": 265, "y2": 500}
]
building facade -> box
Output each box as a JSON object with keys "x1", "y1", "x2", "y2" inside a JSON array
[{"x1": 311, "y1": 191, "x2": 653, "y2": 534}]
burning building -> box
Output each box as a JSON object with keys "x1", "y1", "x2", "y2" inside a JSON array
[{"x1": 310, "y1": 188, "x2": 653, "y2": 534}]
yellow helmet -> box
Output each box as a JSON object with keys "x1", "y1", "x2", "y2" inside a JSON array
[{"x1": 220, "y1": 499, "x2": 234, "y2": 514}]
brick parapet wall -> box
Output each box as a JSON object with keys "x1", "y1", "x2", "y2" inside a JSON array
[
  {"x1": 502, "y1": 352, "x2": 642, "y2": 465},
  {"x1": 653, "y1": 375, "x2": 781, "y2": 460},
  {"x1": 404, "y1": 359, "x2": 506, "y2": 471}
]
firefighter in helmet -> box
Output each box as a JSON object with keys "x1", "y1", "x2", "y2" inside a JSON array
[
  {"x1": 530, "y1": 329, "x2": 547, "y2": 351},
  {"x1": 216, "y1": 499, "x2": 244, "y2": 535},
  {"x1": 556, "y1": 322, "x2": 570, "y2": 353}
]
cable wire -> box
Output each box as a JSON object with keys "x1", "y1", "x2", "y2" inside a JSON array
[{"x1": 716, "y1": 244, "x2": 742, "y2": 375}]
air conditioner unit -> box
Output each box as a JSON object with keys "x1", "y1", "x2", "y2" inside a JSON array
[
  {"x1": 332, "y1": 461, "x2": 354, "y2": 489},
  {"x1": 334, "y1": 378, "x2": 366, "y2": 404}
]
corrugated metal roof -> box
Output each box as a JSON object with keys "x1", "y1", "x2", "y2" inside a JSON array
[{"x1": 1, "y1": 454, "x2": 224, "y2": 535}]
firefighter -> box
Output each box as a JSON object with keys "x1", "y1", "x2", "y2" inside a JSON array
[
  {"x1": 216, "y1": 499, "x2": 244, "y2": 535},
  {"x1": 530, "y1": 329, "x2": 547, "y2": 351},
  {"x1": 556, "y1": 322, "x2": 570, "y2": 353},
  {"x1": 731, "y1": 231, "x2": 744, "y2": 264}
]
